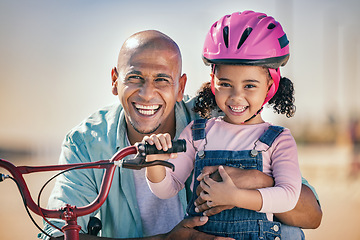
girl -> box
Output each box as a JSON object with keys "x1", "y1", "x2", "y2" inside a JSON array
[{"x1": 143, "y1": 11, "x2": 301, "y2": 240}]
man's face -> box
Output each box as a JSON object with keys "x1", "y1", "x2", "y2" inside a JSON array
[{"x1": 114, "y1": 47, "x2": 186, "y2": 141}]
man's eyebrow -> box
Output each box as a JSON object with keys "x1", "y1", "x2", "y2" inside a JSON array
[
  {"x1": 155, "y1": 73, "x2": 173, "y2": 80},
  {"x1": 125, "y1": 70, "x2": 142, "y2": 76}
]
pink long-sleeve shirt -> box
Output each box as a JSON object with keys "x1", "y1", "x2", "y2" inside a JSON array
[{"x1": 147, "y1": 117, "x2": 302, "y2": 219}]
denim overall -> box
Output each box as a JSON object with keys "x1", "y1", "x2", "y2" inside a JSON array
[{"x1": 186, "y1": 119, "x2": 283, "y2": 240}]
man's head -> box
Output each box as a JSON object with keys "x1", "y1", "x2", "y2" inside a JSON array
[{"x1": 111, "y1": 30, "x2": 187, "y2": 144}]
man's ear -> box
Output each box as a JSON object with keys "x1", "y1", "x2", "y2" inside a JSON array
[
  {"x1": 111, "y1": 67, "x2": 118, "y2": 96},
  {"x1": 176, "y1": 73, "x2": 187, "y2": 102}
]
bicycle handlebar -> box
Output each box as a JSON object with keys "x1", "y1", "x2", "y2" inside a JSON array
[
  {"x1": 123, "y1": 139, "x2": 186, "y2": 170},
  {"x1": 0, "y1": 139, "x2": 186, "y2": 239},
  {"x1": 143, "y1": 139, "x2": 186, "y2": 155}
]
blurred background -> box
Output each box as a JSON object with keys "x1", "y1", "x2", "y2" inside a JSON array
[{"x1": 0, "y1": 0, "x2": 360, "y2": 239}]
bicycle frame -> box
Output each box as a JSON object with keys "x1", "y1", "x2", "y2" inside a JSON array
[
  {"x1": 0, "y1": 140, "x2": 185, "y2": 240},
  {"x1": 0, "y1": 146, "x2": 137, "y2": 240}
]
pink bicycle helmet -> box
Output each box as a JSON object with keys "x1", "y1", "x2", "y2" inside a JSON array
[{"x1": 203, "y1": 11, "x2": 290, "y2": 105}]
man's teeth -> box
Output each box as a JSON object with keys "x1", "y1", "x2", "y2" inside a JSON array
[
  {"x1": 134, "y1": 104, "x2": 160, "y2": 115},
  {"x1": 230, "y1": 106, "x2": 247, "y2": 113}
]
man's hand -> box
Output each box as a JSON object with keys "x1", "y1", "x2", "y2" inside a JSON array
[
  {"x1": 51, "y1": 217, "x2": 235, "y2": 240},
  {"x1": 163, "y1": 216, "x2": 234, "y2": 240},
  {"x1": 194, "y1": 166, "x2": 273, "y2": 216}
]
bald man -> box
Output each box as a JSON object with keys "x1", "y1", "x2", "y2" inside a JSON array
[{"x1": 41, "y1": 30, "x2": 321, "y2": 240}]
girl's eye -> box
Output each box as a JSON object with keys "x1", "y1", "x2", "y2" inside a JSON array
[
  {"x1": 245, "y1": 84, "x2": 256, "y2": 89},
  {"x1": 220, "y1": 82, "x2": 231, "y2": 87}
]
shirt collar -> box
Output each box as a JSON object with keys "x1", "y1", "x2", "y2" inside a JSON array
[{"x1": 115, "y1": 109, "x2": 130, "y2": 151}]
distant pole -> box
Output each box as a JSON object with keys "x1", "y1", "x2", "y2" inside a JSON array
[{"x1": 323, "y1": 8, "x2": 340, "y2": 123}]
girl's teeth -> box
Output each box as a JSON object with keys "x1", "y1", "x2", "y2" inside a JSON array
[{"x1": 230, "y1": 106, "x2": 246, "y2": 112}]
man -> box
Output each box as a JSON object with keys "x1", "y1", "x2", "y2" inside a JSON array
[{"x1": 42, "y1": 30, "x2": 321, "y2": 240}]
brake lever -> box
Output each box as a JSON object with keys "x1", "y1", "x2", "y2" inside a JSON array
[
  {"x1": 120, "y1": 139, "x2": 185, "y2": 171},
  {"x1": 121, "y1": 154, "x2": 175, "y2": 171}
]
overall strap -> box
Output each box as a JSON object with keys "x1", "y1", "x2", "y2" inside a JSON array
[
  {"x1": 258, "y1": 125, "x2": 285, "y2": 147},
  {"x1": 191, "y1": 118, "x2": 207, "y2": 141}
]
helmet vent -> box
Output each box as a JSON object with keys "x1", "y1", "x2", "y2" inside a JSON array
[
  {"x1": 258, "y1": 15, "x2": 266, "y2": 19},
  {"x1": 237, "y1": 27, "x2": 253, "y2": 49},
  {"x1": 278, "y1": 34, "x2": 289, "y2": 49},
  {"x1": 223, "y1": 26, "x2": 229, "y2": 48},
  {"x1": 267, "y1": 23, "x2": 276, "y2": 29}
]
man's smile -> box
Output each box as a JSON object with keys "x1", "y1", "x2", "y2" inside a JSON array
[{"x1": 133, "y1": 103, "x2": 161, "y2": 116}]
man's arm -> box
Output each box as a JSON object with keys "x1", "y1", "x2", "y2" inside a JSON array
[
  {"x1": 273, "y1": 184, "x2": 322, "y2": 229},
  {"x1": 194, "y1": 166, "x2": 322, "y2": 229},
  {"x1": 51, "y1": 216, "x2": 234, "y2": 240}
]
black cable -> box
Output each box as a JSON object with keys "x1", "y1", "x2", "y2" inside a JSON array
[
  {"x1": 8, "y1": 176, "x2": 52, "y2": 238},
  {"x1": 37, "y1": 161, "x2": 114, "y2": 234}
]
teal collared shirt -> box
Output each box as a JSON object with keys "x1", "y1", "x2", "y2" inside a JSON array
[{"x1": 41, "y1": 97, "x2": 198, "y2": 239}]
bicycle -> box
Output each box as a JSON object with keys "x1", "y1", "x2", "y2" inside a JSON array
[{"x1": 0, "y1": 140, "x2": 186, "y2": 240}]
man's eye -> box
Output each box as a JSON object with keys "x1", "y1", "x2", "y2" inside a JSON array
[
  {"x1": 155, "y1": 78, "x2": 170, "y2": 82},
  {"x1": 154, "y1": 78, "x2": 172, "y2": 87},
  {"x1": 126, "y1": 76, "x2": 143, "y2": 83}
]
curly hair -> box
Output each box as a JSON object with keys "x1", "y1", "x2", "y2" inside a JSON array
[
  {"x1": 268, "y1": 76, "x2": 296, "y2": 118},
  {"x1": 193, "y1": 71, "x2": 296, "y2": 119},
  {"x1": 193, "y1": 81, "x2": 219, "y2": 119}
]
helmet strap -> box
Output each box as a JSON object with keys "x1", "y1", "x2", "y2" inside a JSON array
[
  {"x1": 263, "y1": 68, "x2": 280, "y2": 105},
  {"x1": 211, "y1": 65, "x2": 216, "y2": 95},
  {"x1": 241, "y1": 107, "x2": 263, "y2": 124}
]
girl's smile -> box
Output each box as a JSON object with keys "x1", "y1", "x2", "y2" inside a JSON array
[{"x1": 228, "y1": 105, "x2": 248, "y2": 115}]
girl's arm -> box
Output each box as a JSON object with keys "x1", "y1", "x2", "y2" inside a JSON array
[
  {"x1": 143, "y1": 133, "x2": 173, "y2": 183},
  {"x1": 256, "y1": 130, "x2": 302, "y2": 213},
  {"x1": 142, "y1": 130, "x2": 195, "y2": 199}
]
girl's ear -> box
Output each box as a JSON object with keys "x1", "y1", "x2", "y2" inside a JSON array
[
  {"x1": 267, "y1": 79, "x2": 274, "y2": 92},
  {"x1": 111, "y1": 67, "x2": 118, "y2": 96}
]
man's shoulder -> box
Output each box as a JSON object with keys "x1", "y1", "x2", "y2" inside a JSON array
[{"x1": 65, "y1": 102, "x2": 122, "y2": 144}]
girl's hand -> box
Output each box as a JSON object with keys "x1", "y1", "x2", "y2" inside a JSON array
[
  {"x1": 198, "y1": 166, "x2": 239, "y2": 207},
  {"x1": 142, "y1": 133, "x2": 178, "y2": 162}
]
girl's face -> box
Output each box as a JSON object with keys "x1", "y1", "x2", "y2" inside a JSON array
[{"x1": 213, "y1": 65, "x2": 273, "y2": 125}]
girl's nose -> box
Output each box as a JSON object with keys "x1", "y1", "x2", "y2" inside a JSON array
[{"x1": 231, "y1": 87, "x2": 244, "y2": 100}]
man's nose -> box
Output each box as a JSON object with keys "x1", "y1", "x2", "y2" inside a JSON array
[{"x1": 138, "y1": 81, "x2": 156, "y2": 100}]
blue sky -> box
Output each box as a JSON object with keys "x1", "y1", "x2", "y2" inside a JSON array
[{"x1": 0, "y1": 0, "x2": 359, "y2": 149}]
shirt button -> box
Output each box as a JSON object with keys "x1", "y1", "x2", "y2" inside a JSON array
[
  {"x1": 273, "y1": 225, "x2": 279, "y2": 232},
  {"x1": 274, "y1": 237, "x2": 280, "y2": 240}
]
